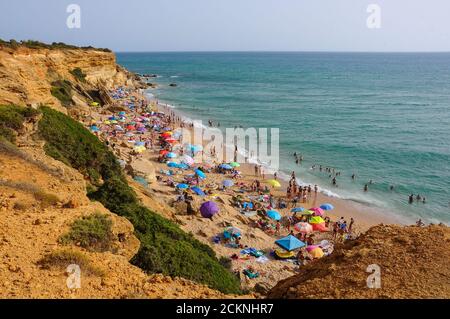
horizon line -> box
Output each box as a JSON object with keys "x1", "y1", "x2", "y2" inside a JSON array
[{"x1": 114, "y1": 50, "x2": 450, "y2": 54}]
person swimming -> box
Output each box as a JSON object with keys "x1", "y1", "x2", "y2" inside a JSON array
[
  {"x1": 364, "y1": 184, "x2": 368, "y2": 192},
  {"x1": 408, "y1": 194, "x2": 414, "y2": 204}
]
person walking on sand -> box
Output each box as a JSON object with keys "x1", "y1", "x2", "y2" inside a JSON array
[
  {"x1": 348, "y1": 218, "x2": 355, "y2": 234},
  {"x1": 254, "y1": 165, "x2": 258, "y2": 176},
  {"x1": 274, "y1": 172, "x2": 277, "y2": 180},
  {"x1": 275, "y1": 221, "x2": 281, "y2": 236}
]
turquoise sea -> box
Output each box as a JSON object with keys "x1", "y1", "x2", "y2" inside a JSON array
[{"x1": 117, "y1": 52, "x2": 450, "y2": 224}]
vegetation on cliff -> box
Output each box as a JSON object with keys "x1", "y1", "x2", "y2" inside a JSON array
[
  {"x1": 37, "y1": 106, "x2": 242, "y2": 294},
  {"x1": 0, "y1": 39, "x2": 112, "y2": 52},
  {"x1": 0, "y1": 105, "x2": 39, "y2": 143}
]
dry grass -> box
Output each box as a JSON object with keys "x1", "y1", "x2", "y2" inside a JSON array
[{"x1": 37, "y1": 249, "x2": 105, "y2": 277}]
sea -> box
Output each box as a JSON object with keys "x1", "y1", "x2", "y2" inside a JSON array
[{"x1": 116, "y1": 52, "x2": 450, "y2": 224}]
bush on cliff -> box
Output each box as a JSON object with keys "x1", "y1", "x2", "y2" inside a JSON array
[
  {"x1": 37, "y1": 106, "x2": 241, "y2": 294},
  {"x1": 0, "y1": 105, "x2": 39, "y2": 143}
]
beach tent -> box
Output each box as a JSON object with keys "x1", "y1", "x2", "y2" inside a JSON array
[
  {"x1": 275, "y1": 235, "x2": 306, "y2": 251},
  {"x1": 191, "y1": 186, "x2": 205, "y2": 196},
  {"x1": 194, "y1": 169, "x2": 206, "y2": 179},
  {"x1": 266, "y1": 210, "x2": 281, "y2": 221},
  {"x1": 223, "y1": 180, "x2": 234, "y2": 187},
  {"x1": 294, "y1": 222, "x2": 313, "y2": 234},
  {"x1": 266, "y1": 179, "x2": 281, "y2": 188},
  {"x1": 309, "y1": 207, "x2": 325, "y2": 216},
  {"x1": 309, "y1": 216, "x2": 325, "y2": 224},
  {"x1": 320, "y1": 203, "x2": 334, "y2": 211},
  {"x1": 200, "y1": 201, "x2": 219, "y2": 218},
  {"x1": 223, "y1": 226, "x2": 242, "y2": 239},
  {"x1": 291, "y1": 207, "x2": 305, "y2": 213}
]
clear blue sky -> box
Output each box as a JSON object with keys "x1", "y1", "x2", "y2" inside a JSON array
[{"x1": 1, "y1": 0, "x2": 449, "y2": 52}]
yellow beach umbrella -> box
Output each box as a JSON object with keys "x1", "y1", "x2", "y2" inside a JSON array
[
  {"x1": 266, "y1": 179, "x2": 281, "y2": 188},
  {"x1": 309, "y1": 216, "x2": 325, "y2": 224},
  {"x1": 309, "y1": 247, "x2": 324, "y2": 259}
]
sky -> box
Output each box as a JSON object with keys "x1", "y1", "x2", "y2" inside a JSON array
[{"x1": 1, "y1": 0, "x2": 449, "y2": 52}]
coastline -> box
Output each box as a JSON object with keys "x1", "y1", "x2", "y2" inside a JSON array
[{"x1": 153, "y1": 98, "x2": 406, "y2": 231}]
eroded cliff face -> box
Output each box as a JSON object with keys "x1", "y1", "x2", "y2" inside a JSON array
[
  {"x1": 267, "y1": 224, "x2": 450, "y2": 299},
  {"x1": 0, "y1": 45, "x2": 133, "y2": 113}
]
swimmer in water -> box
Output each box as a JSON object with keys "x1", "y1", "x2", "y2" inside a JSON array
[{"x1": 364, "y1": 184, "x2": 368, "y2": 192}]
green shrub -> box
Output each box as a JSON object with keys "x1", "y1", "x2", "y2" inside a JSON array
[
  {"x1": 70, "y1": 68, "x2": 87, "y2": 83},
  {"x1": 50, "y1": 80, "x2": 73, "y2": 107},
  {"x1": 38, "y1": 106, "x2": 242, "y2": 294},
  {"x1": 0, "y1": 39, "x2": 112, "y2": 52},
  {"x1": 60, "y1": 213, "x2": 114, "y2": 251},
  {"x1": 0, "y1": 105, "x2": 40, "y2": 143}
]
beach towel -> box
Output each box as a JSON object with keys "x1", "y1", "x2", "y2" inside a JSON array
[
  {"x1": 255, "y1": 256, "x2": 270, "y2": 264},
  {"x1": 243, "y1": 269, "x2": 260, "y2": 279}
]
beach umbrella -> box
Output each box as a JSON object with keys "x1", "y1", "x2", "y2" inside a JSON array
[
  {"x1": 135, "y1": 141, "x2": 145, "y2": 146},
  {"x1": 137, "y1": 127, "x2": 147, "y2": 133},
  {"x1": 308, "y1": 246, "x2": 324, "y2": 259},
  {"x1": 167, "y1": 162, "x2": 179, "y2": 168},
  {"x1": 229, "y1": 162, "x2": 240, "y2": 168},
  {"x1": 161, "y1": 132, "x2": 172, "y2": 138},
  {"x1": 126, "y1": 125, "x2": 136, "y2": 131},
  {"x1": 266, "y1": 179, "x2": 281, "y2": 188},
  {"x1": 200, "y1": 201, "x2": 219, "y2": 218},
  {"x1": 223, "y1": 180, "x2": 234, "y2": 187},
  {"x1": 104, "y1": 120, "x2": 111, "y2": 125},
  {"x1": 159, "y1": 150, "x2": 169, "y2": 155},
  {"x1": 191, "y1": 145, "x2": 203, "y2": 153},
  {"x1": 291, "y1": 207, "x2": 305, "y2": 213},
  {"x1": 266, "y1": 210, "x2": 281, "y2": 221},
  {"x1": 178, "y1": 163, "x2": 189, "y2": 170},
  {"x1": 309, "y1": 207, "x2": 325, "y2": 216},
  {"x1": 223, "y1": 226, "x2": 242, "y2": 239},
  {"x1": 181, "y1": 155, "x2": 194, "y2": 166},
  {"x1": 294, "y1": 222, "x2": 313, "y2": 234},
  {"x1": 194, "y1": 169, "x2": 206, "y2": 179},
  {"x1": 219, "y1": 164, "x2": 233, "y2": 170},
  {"x1": 275, "y1": 235, "x2": 306, "y2": 252},
  {"x1": 312, "y1": 223, "x2": 328, "y2": 232},
  {"x1": 176, "y1": 183, "x2": 189, "y2": 189},
  {"x1": 166, "y1": 152, "x2": 177, "y2": 158},
  {"x1": 320, "y1": 203, "x2": 334, "y2": 211},
  {"x1": 309, "y1": 216, "x2": 325, "y2": 224},
  {"x1": 301, "y1": 210, "x2": 314, "y2": 216},
  {"x1": 191, "y1": 186, "x2": 205, "y2": 196},
  {"x1": 118, "y1": 111, "x2": 126, "y2": 116}
]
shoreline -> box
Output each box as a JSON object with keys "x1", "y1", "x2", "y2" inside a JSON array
[{"x1": 153, "y1": 98, "x2": 407, "y2": 231}]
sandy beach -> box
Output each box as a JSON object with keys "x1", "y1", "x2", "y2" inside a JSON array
[{"x1": 83, "y1": 84, "x2": 407, "y2": 292}]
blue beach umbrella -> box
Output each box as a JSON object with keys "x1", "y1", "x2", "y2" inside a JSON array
[
  {"x1": 176, "y1": 183, "x2": 189, "y2": 189},
  {"x1": 320, "y1": 203, "x2": 334, "y2": 211},
  {"x1": 219, "y1": 164, "x2": 233, "y2": 170},
  {"x1": 291, "y1": 207, "x2": 305, "y2": 213},
  {"x1": 194, "y1": 169, "x2": 206, "y2": 179},
  {"x1": 191, "y1": 186, "x2": 205, "y2": 196},
  {"x1": 167, "y1": 162, "x2": 179, "y2": 168},
  {"x1": 267, "y1": 210, "x2": 281, "y2": 221},
  {"x1": 275, "y1": 235, "x2": 306, "y2": 252},
  {"x1": 166, "y1": 152, "x2": 177, "y2": 158},
  {"x1": 178, "y1": 163, "x2": 189, "y2": 170}
]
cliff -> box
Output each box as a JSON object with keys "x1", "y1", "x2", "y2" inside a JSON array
[
  {"x1": 0, "y1": 42, "x2": 145, "y2": 114},
  {"x1": 267, "y1": 224, "x2": 450, "y2": 299}
]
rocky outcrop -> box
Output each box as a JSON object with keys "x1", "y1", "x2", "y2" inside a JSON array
[
  {"x1": 0, "y1": 44, "x2": 134, "y2": 113},
  {"x1": 267, "y1": 224, "x2": 450, "y2": 299}
]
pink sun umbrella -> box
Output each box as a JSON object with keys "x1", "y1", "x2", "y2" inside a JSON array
[
  {"x1": 309, "y1": 207, "x2": 325, "y2": 216},
  {"x1": 294, "y1": 222, "x2": 313, "y2": 234}
]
